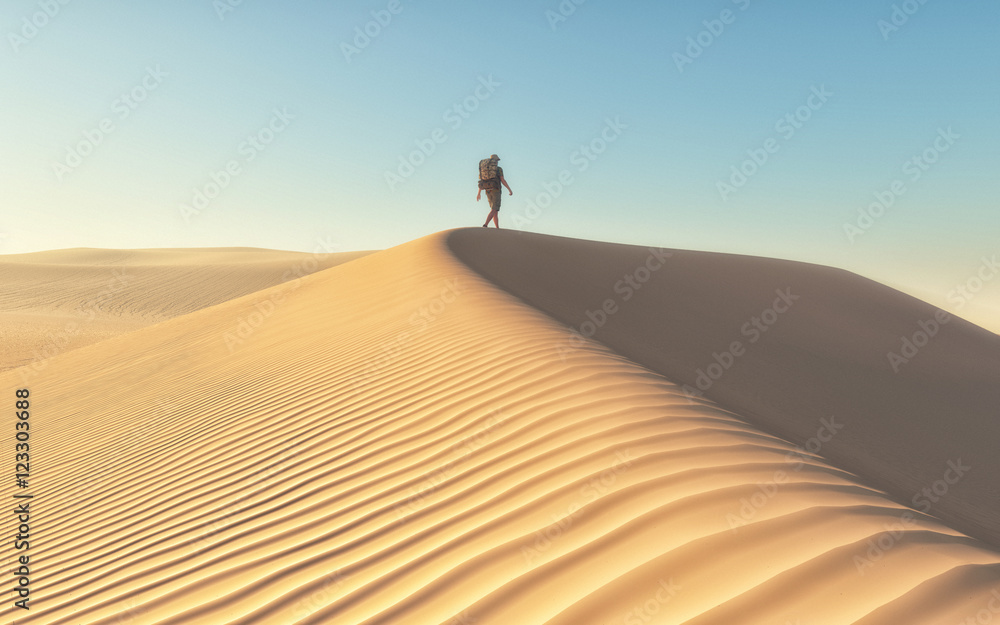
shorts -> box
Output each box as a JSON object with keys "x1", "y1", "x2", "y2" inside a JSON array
[{"x1": 486, "y1": 188, "x2": 502, "y2": 211}]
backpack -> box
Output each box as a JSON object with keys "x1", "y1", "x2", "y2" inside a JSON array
[{"x1": 478, "y1": 159, "x2": 500, "y2": 190}]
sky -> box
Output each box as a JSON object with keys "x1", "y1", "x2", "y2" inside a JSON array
[{"x1": 1, "y1": 0, "x2": 998, "y2": 330}]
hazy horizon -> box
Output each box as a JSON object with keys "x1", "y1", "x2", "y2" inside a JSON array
[{"x1": 3, "y1": 1, "x2": 997, "y2": 329}]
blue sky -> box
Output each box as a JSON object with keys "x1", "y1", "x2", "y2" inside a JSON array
[{"x1": 2, "y1": 0, "x2": 998, "y2": 329}]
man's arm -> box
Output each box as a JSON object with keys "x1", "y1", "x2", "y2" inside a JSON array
[{"x1": 500, "y1": 173, "x2": 513, "y2": 196}]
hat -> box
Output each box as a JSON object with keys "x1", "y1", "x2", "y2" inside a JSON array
[{"x1": 489, "y1": 154, "x2": 500, "y2": 161}]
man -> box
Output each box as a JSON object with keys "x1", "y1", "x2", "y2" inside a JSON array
[{"x1": 477, "y1": 154, "x2": 513, "y2": 228}]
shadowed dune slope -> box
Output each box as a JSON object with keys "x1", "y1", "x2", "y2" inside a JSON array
[
  {"x1": 447, "y1": 228, "x2": 1000, "y2": 548},
  {"x1": 2, "y1": 231, "x2": 999, "y2": 624},
  {"x1": 0, "y1": 247, "x2": 372, "y2": 372}
]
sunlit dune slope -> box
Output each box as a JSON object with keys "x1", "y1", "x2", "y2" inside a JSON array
[
  {"x1": 2, "y1": 231, "x2": 998, "y2": 624},
  {"x1": 448, "y1": 228, "x2": 1000, "y2": 549},
  {"x1": 0, "y1": 247, "x2": 372, "y2": 372}
]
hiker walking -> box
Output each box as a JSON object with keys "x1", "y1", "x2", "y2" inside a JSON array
[{"x1": 477, "y1": 154, "x2": 512, "y2": 228}]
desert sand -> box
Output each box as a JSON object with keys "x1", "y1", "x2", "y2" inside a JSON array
[
  {"x1": 449, "y1": 229, "x2": 1000, "y2": 549},
  {"x1": 0, "y1": 248, "x2": 371, "y2": 373},
  {"x1": 2, "y1": 230, "x2": 999, "y2": 624}
]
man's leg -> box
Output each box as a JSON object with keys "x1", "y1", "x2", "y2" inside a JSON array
[
  {"x1": 489, "y1": 188, "x2": 502, "y2": 227},
  {"x1": 484, "y1": 188, "x2": 502, "y2": 227}
]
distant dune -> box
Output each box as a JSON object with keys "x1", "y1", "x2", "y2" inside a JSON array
[
  {"x1": 2, "y1": 231, "x2": 998, "y2": 624},
  {"x1": 0, "y1": 247, "x2": 371, "y2": 372}
]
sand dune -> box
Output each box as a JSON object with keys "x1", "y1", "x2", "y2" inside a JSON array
[
  {"x1": 0, "y1": 247, "x2": 371, "y2": 373},
  {"x1": 449, "y1": 228, "x2": 1000, "y2": 549},
  {"x1": 3, "y1": 230, "x2": 998, "y2": 624}
]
